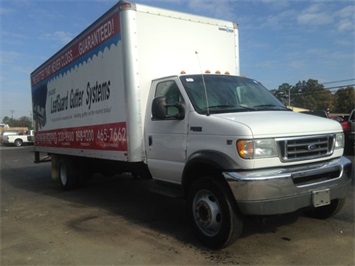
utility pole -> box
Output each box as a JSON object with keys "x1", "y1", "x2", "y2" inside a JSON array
[{"x1": 10, "y1": 109, "x2": 15, "y2": 119}]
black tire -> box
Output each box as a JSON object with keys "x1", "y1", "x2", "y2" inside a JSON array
[
  {"x1": 76, "y1": 159, "x2": 90, "y2": 188},
  {"x1": 344, "y1": 136, "x2": 354, "y2": 155},
  {"x1": 187, "y1": 177, "x2": 243, "y2": 249},
  {"x1": 131, "y1": 169, "x2": 152, "y2": 179},
  {"x1": 59, "y1": 158, "x2": 78, "y2": 190},
  {"x1": 304, "y1": 198, "x2": 345, "y2": 219},
  {"x1": 14, "y1": 139, "x2": 23, "y2": 147}
]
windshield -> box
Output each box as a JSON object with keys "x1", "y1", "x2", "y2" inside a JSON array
[{"x1": 180, "y1": 75, "x2": 286, "y2": 114}]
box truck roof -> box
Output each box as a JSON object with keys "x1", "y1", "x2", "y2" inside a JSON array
[{"x1": 31, "y1": 1, "x2": 239, "y2": 81}]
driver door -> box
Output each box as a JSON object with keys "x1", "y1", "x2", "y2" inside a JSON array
[{"x1": 144, "y1": 77, "x2": 188, "y2": 184}]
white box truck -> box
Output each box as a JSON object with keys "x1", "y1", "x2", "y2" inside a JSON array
[{"x1": 31, "y1": 1, "x2": 352, "y2": 248}]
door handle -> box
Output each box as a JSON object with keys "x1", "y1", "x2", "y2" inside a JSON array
[{"x1": 148, "y1": 136, "x2": 153, "y2": 146}]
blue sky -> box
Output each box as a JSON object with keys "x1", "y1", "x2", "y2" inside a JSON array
[{"x1": 0, "y1": 0, "x2": 354, "y2": 119}]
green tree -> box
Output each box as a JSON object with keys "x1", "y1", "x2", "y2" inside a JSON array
[
  {"x1": 2, "y1": 116, "x2": 33, "y2": 128},
  {"x1": 2, "y1": 116, "x2": 11, "y2": 125},
  {"x1": 333, "y1": 86, "x2": 355, "y2": 113},
  {"x1": 272, "y1": 83, "x2": 292, "y2": 106},
  {"x1": 291, "y1": 79, "x2": 332, "y2": 110},
  {"x1": 17, "y1": 116, "x2": 33, "y2": 128},
  {"x1": 273, "y1": 80, "x2": 353, "y2": 113}
]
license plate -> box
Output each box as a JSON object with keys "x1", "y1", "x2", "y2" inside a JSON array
[{"x1": 312, "y1": 189, "x2": 330, "y2": 207}]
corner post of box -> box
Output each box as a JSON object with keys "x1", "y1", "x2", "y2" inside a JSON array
[{"x1": 119, "y1": 1, "x2": 143, "y2": 162}]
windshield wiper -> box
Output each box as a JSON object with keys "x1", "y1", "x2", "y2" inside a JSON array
[
  {"x1": 236, "y1": 105, "x2": 256, "y2": 111},
  {"x1": 253, "y1": 104, "x2": 288, "y2": 110},
  {"x1": 203, "y1": 105, "x2": 256, "y2": 113},
  {"x1": 207, "y1": 104, "x2": 235, "y2": 109}
]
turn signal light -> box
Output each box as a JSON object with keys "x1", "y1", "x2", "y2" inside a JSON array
[{"x1": 237, "y1": 140, "x2": 254, "y2": 159}]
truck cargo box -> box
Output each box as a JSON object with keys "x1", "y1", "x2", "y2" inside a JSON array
[{"x1": 31, "y1": 1, "x2": 239, "y2": 162}]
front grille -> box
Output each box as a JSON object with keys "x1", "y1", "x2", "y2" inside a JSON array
[{"x1": 277, "y1": 134, "x2": 334, "y2": 162}]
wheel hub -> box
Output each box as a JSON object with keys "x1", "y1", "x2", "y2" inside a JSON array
[
  {"x1": 196, "y1": 200, "x2": 212, "y2": 226},
  {"x1": 193, "y1": 191, "x2": 222, "y2": 236}
]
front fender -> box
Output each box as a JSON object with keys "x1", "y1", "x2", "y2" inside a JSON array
[
  {"x1": 186, "y1": 150, "x2": 239, "y2": 170},
  {"x1": 182, "y1": 150, "x2": 240, "y2": 193}
]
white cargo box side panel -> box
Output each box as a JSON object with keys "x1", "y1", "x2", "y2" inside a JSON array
[
  {"x1": 31, "y1": 7, "x2": 129, "y2": 161},
  {"x1": 133, "y1": 4, "x2": 239, "y2": 126}
]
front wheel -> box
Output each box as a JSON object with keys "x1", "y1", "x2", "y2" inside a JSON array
[{"x1": 187, "y1": 177, "x2": 243, "y2": 249}]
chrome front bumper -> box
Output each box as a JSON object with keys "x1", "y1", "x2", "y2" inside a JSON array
[{"x1": 223, "y1": 156, "x2": 352, "y2": 215}]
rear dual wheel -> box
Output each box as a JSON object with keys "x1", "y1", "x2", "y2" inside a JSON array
[
  {"x1": 59, "y1": 158, "x2": 89, "y2": 190},
  {"x1": 59, "y1": 158, "x2": 77, "y2": 189}
]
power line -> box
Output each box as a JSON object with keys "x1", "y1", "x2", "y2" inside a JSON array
[
  {"x1": 321, "y1": 79, "x2": 355, "y2": 85},
  {"x1": 324, "y1": 84, "x2": 355, "y2": 90}
]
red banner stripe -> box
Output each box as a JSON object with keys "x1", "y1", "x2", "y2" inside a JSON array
[{"x1": 35, "y1": 122, "x2": 127, "y2": 151}]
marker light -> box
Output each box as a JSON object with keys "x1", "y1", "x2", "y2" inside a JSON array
[
  {"x1": 120, "y1": 3, "x2": 132, "y2": 9},
  {"x1": 180, "y1": 70, "x2": 186, "y2": 74},
  {"x1": 215, "y1": 70, "x2": 221, "y2": 74},
  {"x1": 205, "y1": 70, "x2": 211, "y2": 74}
]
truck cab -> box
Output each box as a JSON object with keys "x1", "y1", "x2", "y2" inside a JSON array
[{"x1": 145, "y1": 73, "x2": 352, "y2": 248}]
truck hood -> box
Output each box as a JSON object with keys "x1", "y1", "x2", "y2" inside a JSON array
[{"x1": 214, "y1": 111, "x2": 342, "y2": 138}]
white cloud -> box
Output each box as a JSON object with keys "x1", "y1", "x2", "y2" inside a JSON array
[
  {"x1": 260, "y1": 0, "x2": 289, "y2": 9},
  {"x1": 288, "y1": 60, "x2": 307, "y2": 70},
  {"x1": 1, "y1": 31, "x2": 27, "y2": 46},
  {"x1": 297, "y1": 2, "x2": 354, "y2": 32},
  {"x1": 297, "y1": 3, "x2": 333, "y2": 26},
  {"x1": 0, "y1": 50, "x2": 22, "y2": 64},
  {"x1": 335, "y1": 5, "x2": 355, "y2": 18},
  {"x1": 187, "y1": 0, "x2": 235, "y2": 20},
  {"x1": 335, "y1": 5, "x2": 355, "y2": 32},
  {"x1": 262, "y1": 10, "x2": 297, "y2": 29},
  {"x1": 337, "y1": 19, "x2": 352, "y2": 32},
  {"x1": 0, "y1": 6, "x2": 15, "y2": 15},
  {"x1": 40, "y1": 31, "x2": 73, "y2": 45}
]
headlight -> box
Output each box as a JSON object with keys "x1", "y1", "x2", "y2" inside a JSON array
[
  {"x1": 335, "y1": 133, "x2": 344, "y2": 149},
  {"x1": 237, "y1": 139, "x2": 278, "y2": 159}
]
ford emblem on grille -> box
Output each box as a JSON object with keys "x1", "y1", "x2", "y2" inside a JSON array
[{"x1": 308, "y1": 144, "x2": 316, "y2": 150}]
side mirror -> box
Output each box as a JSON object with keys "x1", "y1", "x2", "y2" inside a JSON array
[
  {"x1": 152, "y1": 96, "x2": 167, "y2": 119},
  {"x1": 173, "y1": 102, "x2": 185, "y2": 120},
  {"x1": 152, "y1": 96, "x2": 185, "y2": 120}
]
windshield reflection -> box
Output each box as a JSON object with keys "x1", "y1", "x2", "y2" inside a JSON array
[{"x1": 180, "y1": 75, "x2": 286, "y2": 114}]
